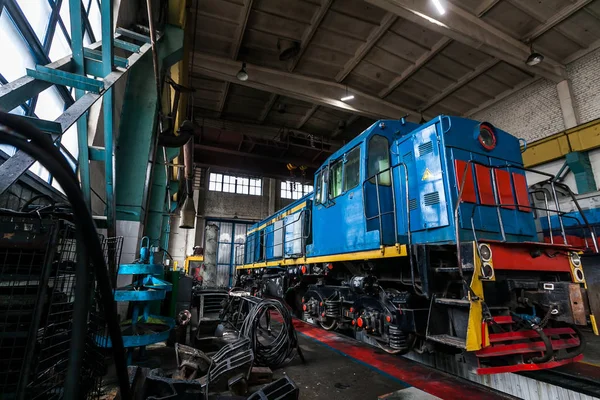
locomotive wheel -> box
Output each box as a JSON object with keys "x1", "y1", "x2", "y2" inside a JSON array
[{"x1": 319, "y1": 315, "x2": 338, "y2": 331}]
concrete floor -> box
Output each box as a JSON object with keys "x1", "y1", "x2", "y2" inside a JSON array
[
  {"x1": 583, "y1": 328, "x2": 600, "y2": 365},
  {"x1": 100, "y1": 321, "x2": 600, "y2": 399}
]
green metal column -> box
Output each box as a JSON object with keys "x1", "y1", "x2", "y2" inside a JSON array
[
  {"x1": 565, "y1": 151, "x2": 597, "y2": 194},
  {"x1": 69, "y1": 0, "x2": 90, "y2": 208},
  {"x1": 101, "y1": 0, "x2": 115, "y2": 238},
  {"x1": 115, "y1": 26, "x2": 183, "y2": 225}
]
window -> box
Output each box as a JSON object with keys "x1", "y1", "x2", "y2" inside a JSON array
[
  {"x1": 249, "y1": 178, "x2": 261, "y2": 195},
  {"x1": 329, "y1": 160, "x2": 343, "y2": 199},
  {"x1": 344, "y1": 146, "x2": 361, "y2": 191},
  {"x1": 368, "y1": 135, "x2": 391, "y2": 186},
  {"x1": 209, "y1": 173, "x2": 223, "y2": 191},
  {"x1": 281, "y1": 181, "x2": 313, "y2": 199},
  {"x1": 0, "y1": 0, "x2": 101, "y2": 183},
  {"x1": 315, "y1": 171, "x2": 322, "y2": 204},
  {"x1": 209, "y1": 173, "x2": 262, "y2": 196}
]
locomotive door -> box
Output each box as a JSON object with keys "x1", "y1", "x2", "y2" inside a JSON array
[
  {"x1": 395, "y1": 123, "x2": 449, "y2": 239},
  {"x1": 365, "y1": 135, "x2": 395, "y2": 245}
]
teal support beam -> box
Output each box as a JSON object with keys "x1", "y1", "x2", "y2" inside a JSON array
[
  {"x1": 565, "y1": 152, "x2": 597, "y2": 194},
  {"x1": 26, "y1": 65, "x2": 104, "y2": 93},
  {"x1": 69, "y1": 0, "x2": 90, "y2": 208},
  {"x1": 101, "y1": 0, "x2": 115, "y2": 238},
  {"x1": 115, "y1": 25, "x2": 184, "y2": 225}
]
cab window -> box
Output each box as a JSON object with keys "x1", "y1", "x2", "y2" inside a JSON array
[
  {"x1": 329, "y1": 160, "x2": 343, "y2": 198},
  {"x1": 368, "y1": 135, "x2": 391, "y2": 186},
  {"x1": 343, "y1": 146, "x2": 361, "y2": 191},
  {"x1": 315, "y1": 171, "x2": 322, "y2": 204}
]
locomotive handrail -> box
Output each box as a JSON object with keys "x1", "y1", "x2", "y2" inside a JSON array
[
  {"x1": 455, "y1": 160, "x2": 598, "y2": 267},
  {"x1": 529, "y1": 189, "x2": 554, "y2": 244}
]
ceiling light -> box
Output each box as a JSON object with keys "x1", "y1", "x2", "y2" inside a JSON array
[
  {"x1": 432, "y1": 0, "x2": 445, "y2": 15},
  {"x1": 236, "y1": 62, "x2": 249, "y2": 81},
  {"x1": 341, "y1": 95, "x2": 354, "y2": 101},
  {"x1": 526, "y1": 51, "x2": 544, "y2": 66}
]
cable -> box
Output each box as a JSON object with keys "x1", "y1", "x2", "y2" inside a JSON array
[
  {"x1": 238, "y1": 298, "x2": 302, "y2": 368},
  {"x1": 20, "y1": 193, "x2": 55, "y2": 211},
  {"x1": 0, "y1": 113, "x2": 131, "y2": 400}
]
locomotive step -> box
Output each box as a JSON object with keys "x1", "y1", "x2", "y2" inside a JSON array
[
  {"x1": 427, "y1": 334, "x2": 467, "y2": 349},
  {"x1": 435, "y1": 297, "x2": 471, "y2": 307}
]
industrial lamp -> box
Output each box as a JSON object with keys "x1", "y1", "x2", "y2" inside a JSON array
[
  {"x1": 236, "y1": 62, "x2": 249, "y2": 81},
  {"x1": 526, "y1": 45, "x2": 544, "y2": 66},
  {"x1": 179, "y1": 195, "x2": 196, "y2": 229}
]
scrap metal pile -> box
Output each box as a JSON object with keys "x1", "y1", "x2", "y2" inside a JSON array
[{"x1": 126, "y1": 292, "x2": 303, "y2": 399}]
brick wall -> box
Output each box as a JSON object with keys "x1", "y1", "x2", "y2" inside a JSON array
[
  {"x1": 568, "y1": 49, "x2": 600, "y2": 125},
  {"x1": 471, "y1": 79, "x2": 565, "y2": 142},
  {"x1": 471, "y1": 47, "x2": 600, "y2": 141}
]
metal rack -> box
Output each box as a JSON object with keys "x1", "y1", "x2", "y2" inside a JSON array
[
  {"x1": 99, "y1": 237, "x2": 174, "y2": 364},
  {"x1": 0, "y1": 215, "x2": 122, "y2": 399}
]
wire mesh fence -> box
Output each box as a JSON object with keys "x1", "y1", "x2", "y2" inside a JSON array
[{"x1": 0, "y1": 214, "x2": 123, "y2": 399}]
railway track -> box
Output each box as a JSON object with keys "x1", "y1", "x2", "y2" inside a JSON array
[{"x1": 521, "y1": 362, "x2": 600, "y2": 399}]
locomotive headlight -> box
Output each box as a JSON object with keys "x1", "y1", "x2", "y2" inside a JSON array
[
  {"x1": 574, "y1": 267, "x2": 585, "y2": 282},
  {"x1": 475, "y1": 123, "x2": 497, "y2": 151},
  {"x1": 478, "y1": 243, "x2": 492, "y2": 262},
  {"x1": 481, "y1": 262, "x2": 494, "y2": 279},
  {"x1": 570, "y1": 252, "x2": 581, "y2": 267}
]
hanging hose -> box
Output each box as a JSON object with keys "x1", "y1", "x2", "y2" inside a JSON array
[
  {"x1": 529, "y1": 326, "x2": 554, "y2": 364},
  {"x1": 238, "y1": 298, "x2": 303, "y2": 368},
  {"x1": 554, "y1": 325, "x2": 586, "y2": 361}
]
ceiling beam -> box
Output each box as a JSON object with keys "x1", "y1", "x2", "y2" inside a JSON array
[
  {"x1": 335, "y1": 13, "x2": 397, "y2": 82},
  {"x1": 194, "y1": 157, "x2": 317, "y2": 181},
  {"x1": 563, "y1": 37, "x2": 600, "y2": 64},
  {"x1": 331, "y1": 114, "x2": 360, "y2": 138},
  {"x1": 365, "y1": 0, "x2": 566, "y2": 82},
  {"x1": 288, "y1": 0, "x2": 333, "y2": 72},
  {"x1": 195, "y1": 144, "x2": 322, "y2": 168},
  {"x1": 231, "y1": 0, "x2": 253, "y2": 59},
  {"x1": 464, "y1": 76, "x2": 542, "y2": 117},
  {"x1": 378, "y1": 37, "x2": 451, "y2": 98},
  {"x1": 420, "y1": 58, "x2": 499, "y2": 111},
  {"x1": 192, "y1": 53, "x2": 420, "y2": 121},
  {"x1": 218, "y1": 0, "x2": 254, "y2": 117},
  {"x1": 258, "y1": 93, "x2": 278, "y2": 123},
  {"x1": 475, "y1": 0, "x2": 502, "y2": 17},
  {"x1": 194, "y1": 116, "x2": 344, "y2": 148},
  {"x1": 520, "y1": 0, "x2": 593, "y2": 43},
  {"x1": 216, "y1": 82, "x2": 229, "y2": 116},
  {"x1": 297, "y1": 105, "x2": 319, "y2": 129}
]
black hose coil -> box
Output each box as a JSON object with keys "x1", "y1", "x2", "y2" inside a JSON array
[{"x1": 239, "y1": 298, "x2": 300, "y2": 369}]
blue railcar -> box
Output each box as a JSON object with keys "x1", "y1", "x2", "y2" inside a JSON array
[{"x1": 236, "y1": 115, "x2": 599, "y2": 374}]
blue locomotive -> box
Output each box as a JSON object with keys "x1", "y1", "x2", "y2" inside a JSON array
[{"x1": 235, "y1": 115, "x2": 599, "y2": 374}]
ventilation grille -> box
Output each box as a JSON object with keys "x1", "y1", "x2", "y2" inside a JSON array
[
  {"x1": 418, "y1": 141, "x2": 433, "y2": 157},
  {"x1": 424, "y1": 191, "x2": 440, "y2": 206},
  {"x1": 409, "y1": 198, "x2": 418, "y2": 210},
  {"x1": 403, "y1": 151, "x2": 414, "y2": 164}
]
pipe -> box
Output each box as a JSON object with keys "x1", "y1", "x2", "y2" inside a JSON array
[
  {"x1": 146, "y1": 0, "x2": 161, "y2": 108},
  {"x1": 158, "y1": 131, "x2": 193, "y2": 147}
]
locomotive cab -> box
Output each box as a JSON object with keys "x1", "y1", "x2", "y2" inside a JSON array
[{"x1": 383, "y1": 116, "x2": 598, "y2": 373}]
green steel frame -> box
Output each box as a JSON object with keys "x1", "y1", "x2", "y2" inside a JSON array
[{"x1": 0, "y1": 0, "x2": 152, "y2": 237}]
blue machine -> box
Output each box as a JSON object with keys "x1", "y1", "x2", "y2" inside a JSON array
[
  {"x1": 100, "y1": 237, "x2": 174, "y2": 364},
  {"x1": 236, "y1": 115, "x2": 597, "y2": 375},
  {"x1": 242, "y1": 116, "x2": 537, "y2": 264}
]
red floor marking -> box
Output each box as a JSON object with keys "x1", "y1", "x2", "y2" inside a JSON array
[{"x1": 291, "y1": 318, "x2": 508, "y2": 400}]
